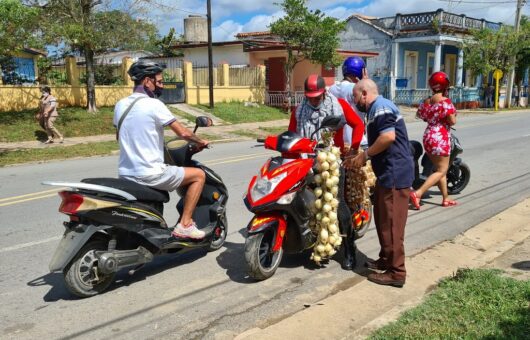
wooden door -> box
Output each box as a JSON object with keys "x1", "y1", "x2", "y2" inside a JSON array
[{"x1": 267, "y1": 57, "x2": 286, "y2": 91}]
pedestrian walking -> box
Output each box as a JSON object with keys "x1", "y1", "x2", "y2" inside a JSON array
[
  {"x1": 409, "y1": 72, "x2": 458, "y2": 209},
  {"x1": 38, "y1": 86, "x2": 63, "y2": 144},
  {"x1": 347, "y1": 79, "x2": 414, "y2": 287}
]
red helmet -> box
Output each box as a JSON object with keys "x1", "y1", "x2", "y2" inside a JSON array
[
  {"x1": 428, "y1": 72, "x2": 450, "y2": 92},
  {"x1": 304, "y1": 74, "x2": 326, "y2": 98}
]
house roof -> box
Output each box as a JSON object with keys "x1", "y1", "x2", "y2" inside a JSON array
[
  {"x1": 235, "y1": 31, "x2": 272, "y2": 38},
  {"x1": 172, "y1": 41, "x2": 244, "y2": 49},
  {"x1": 23, "y1": 47, "x2": 47, "y2": 56},
  {"x1": 345, "y1": 14, "x2": 393, "y2": 36}
]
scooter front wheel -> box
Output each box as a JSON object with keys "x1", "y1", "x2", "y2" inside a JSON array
[
  {"x1": 208, "y1": 212, "x2": 228, "y2": 252},
  {"x1": 63, "y1": 239, "x2": 115, "y2": 298},
  {"x1": 245, "y1": 229, "x2": 283, "y2": 280}
]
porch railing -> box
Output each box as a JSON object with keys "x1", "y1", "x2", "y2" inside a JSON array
[
  {"x1": 397, "y1": 10, "x2": 501, "y2": 33},
  {"x1": 394, "y1": 87, "x2": 481, "y2": 105}
]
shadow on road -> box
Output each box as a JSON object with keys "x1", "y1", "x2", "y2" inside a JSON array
[{"x1": 27, "y1": 248, "x2": 208, "y2": 301}]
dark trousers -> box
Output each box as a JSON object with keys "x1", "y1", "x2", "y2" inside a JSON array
[{"x1": 373, "y1": 185, "x2": 410, "y2": 279}]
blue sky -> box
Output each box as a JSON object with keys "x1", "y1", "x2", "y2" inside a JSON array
[{"x1": 153, "y1": 0, "x2": 530, "y2": 41}]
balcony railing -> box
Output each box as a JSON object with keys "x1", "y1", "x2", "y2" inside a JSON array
[{"x1": 397, "y1": 9, "x2": 502, "y2": 33}]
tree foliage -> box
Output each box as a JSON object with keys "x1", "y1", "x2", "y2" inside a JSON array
[
  {"x1": 269, "y1": 0, "x2": 345, "y2": 96},
  {"x1": 34, "y1": 0, "x2": 159, "y2": 112},
  {"x1": 463, "y1": 20, "x2": 530, "y2": 80},
  {"x1": 0, "y1": 0, "x2": 41, "y2": 56}
]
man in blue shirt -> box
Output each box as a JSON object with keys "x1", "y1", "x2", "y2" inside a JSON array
[{"x1": 347, "y1": 79, "x2": 414, "y2": 287}]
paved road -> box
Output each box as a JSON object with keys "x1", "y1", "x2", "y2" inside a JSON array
[{"x1": 0, "y1": 110, "x2": 529, "y2": 339}]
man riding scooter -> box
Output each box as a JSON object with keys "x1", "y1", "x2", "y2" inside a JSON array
[
  {"x1": 288, "y1": 74, "x2": 364, "y2": 270},
  {"x1": 114, "y1": 60, "x2": 209, "y2": 239}
]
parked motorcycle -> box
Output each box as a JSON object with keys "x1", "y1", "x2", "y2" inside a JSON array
[
  {"x1": 243, "y1": 116, "x2": 367, "y2": 280},
  {"x1": 43, "y1": 116, "x2": 228, "y2": 298},
  {"x1": 410, "y1": 131, "x2": 470, "y2": 195}
]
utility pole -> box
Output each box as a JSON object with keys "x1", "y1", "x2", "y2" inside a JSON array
[
  {"x1": 207, "y1": 0, "x2": 214, "y2": 109},
  {"x1": 505, "y1": 0, "x2": 524, "y2": 108}
]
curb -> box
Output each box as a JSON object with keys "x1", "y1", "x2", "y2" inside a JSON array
[{"x1": 234, "y1": 198, "x2": 530, "y2": 340}]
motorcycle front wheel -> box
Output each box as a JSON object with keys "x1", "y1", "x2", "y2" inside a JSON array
[
  {"x1": 354, "y1": 201, "x2": 373, "y2": 240},
  {"x1": 245, "y1": 228, "x2": 283, "y2": 280},
  {"x1": 63, "y1": 239, "x2": 115, "y2": 298},
  {"x1": 447, "y1": 161, "x2": 470, "y2": 195}
]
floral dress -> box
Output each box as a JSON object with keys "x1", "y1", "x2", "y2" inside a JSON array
[{"x1": 416, "y1": 98, "x2": 456, "y2": 156}]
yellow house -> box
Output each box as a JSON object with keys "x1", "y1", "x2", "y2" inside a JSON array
[{"x1": 0, "y1": 48, "x2": 46, "y2": 84}]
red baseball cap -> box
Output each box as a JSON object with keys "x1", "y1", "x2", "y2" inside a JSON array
[{"x1": 304, "y1": 74, "x2": 326, "y2": 98}]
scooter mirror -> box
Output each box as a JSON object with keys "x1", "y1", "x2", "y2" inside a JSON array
[{"x1": 196, "y1": 116, "x2": 213, "y2": 127}]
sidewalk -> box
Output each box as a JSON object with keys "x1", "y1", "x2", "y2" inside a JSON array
[
  {"x1": 0, "y1": 103, "x2": 503, "y2": 152},
  {"x1": 234, "y1": 198, "x2": 530, "y2": 340},
  {"x1": 0, "y1": 118, "x2": 290, "y2": 151}
]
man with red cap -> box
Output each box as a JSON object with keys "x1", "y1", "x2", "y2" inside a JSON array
[{"x1": 288, "y1": 74, "x2": 364, "y2": 270}]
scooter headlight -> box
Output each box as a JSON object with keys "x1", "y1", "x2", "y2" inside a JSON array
[
  {"x1": 277, "y1": 191, "x2": 297, "y2": 205},
  {"x1": 250, "y1": 172, "x2": 287, "y2": 202}
]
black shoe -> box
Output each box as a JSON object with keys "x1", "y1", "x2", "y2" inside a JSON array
[{"x1": 341, "y1": 256, "x2": 355, "y2": 270}]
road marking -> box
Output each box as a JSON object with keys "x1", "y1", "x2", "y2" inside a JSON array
[
  {"x1": 0, "y1": 193, "x2": 60, "y2": 207},
  {"x1": 0, "y1": 235, "x2": 61, "y2": 253},
  {"x1": 0, "y1": 152, "x2": 275, "y2": 207},
  {"x1": 523, "y1": 134, "x2": 530, "y2": 138},
  {"x1": 0, "y1": 187, "x2": 63, "y2": 202}
]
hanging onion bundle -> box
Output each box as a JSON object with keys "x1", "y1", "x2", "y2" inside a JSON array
[
  {"x1": 344, "y1": 148, "x2": 376, "y2": 229},
  {"x1": 309, "y1": 145, "x2": 343, "y2": 264}
]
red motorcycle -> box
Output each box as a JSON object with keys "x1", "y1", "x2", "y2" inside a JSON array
[{"x1": 243, "y1": 117, "x2": 363, "y2": 280}]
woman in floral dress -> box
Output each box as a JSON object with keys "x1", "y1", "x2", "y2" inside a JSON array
[{"x1": 409, "y1": 72, "x2": 457, "y2": 209}]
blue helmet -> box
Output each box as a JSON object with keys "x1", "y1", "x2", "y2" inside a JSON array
[{"x1": 342, "y1": 57, "x2": 365, "y2": 79}]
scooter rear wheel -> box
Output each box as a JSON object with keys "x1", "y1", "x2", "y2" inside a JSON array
[
  {"x1": 63, "y1": 239, "x2": 115, "y2": 298},
  {"x1": 447, "y1": 161, "x2": 470, "y2": 195},
  {"x1": 245, "y1": 229, "x2": 283, "y2": 280}
]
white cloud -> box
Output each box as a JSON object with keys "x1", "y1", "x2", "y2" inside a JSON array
[{"x1": 152, "y1": 0, "x2": 530, "y2": 41}]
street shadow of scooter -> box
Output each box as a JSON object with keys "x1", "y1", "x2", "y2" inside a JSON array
[{"x1": 27, "y1": 249, "x2": 208, "y2": 301}]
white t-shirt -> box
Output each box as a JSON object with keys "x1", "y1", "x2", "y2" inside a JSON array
[
  {"x1": 114, "y1": 93, "x2": 176, "y2": 176},
  {"x1": 328, "y1": 80, "x2": 367, "y2": 147}
]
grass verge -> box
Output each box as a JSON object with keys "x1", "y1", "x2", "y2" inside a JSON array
[
  {"x1": 0, "y1": 141, "x2": 119, "y2": 167},
  {"x1": 0, "y1": 107, "x2": 117, "y2": 143},
  {"x1": 195, "y1": 101, "x2": 288, "y2": 124},
  {"x1": 369, "y1": 268, "x2": 530, "y2": 339}
]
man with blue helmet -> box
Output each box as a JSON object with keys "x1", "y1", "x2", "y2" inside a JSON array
[{"x1": 329, "y1": 56, "x2": 368, "y2": 148}]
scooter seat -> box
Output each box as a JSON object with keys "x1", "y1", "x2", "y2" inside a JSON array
[{"x1": 81, "y1": 178, "x2": 170, "y2": 203}]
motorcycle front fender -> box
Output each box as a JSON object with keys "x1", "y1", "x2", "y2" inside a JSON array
[
  {"x1": 452, "y1": 157, "x2": 462, "y2": 166},
  {"x1": 247, "y1": 214, "x2": 287, "y2": 252},
  {"x1": 49, "y1": 224, "x2": 110, "y2": 272}
]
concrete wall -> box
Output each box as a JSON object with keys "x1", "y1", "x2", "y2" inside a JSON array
[
  {"x1": 398, "y1": 42, "x2": 459, "y2": 88},
  {"x1": 339, "y1": 17, "x2": 392, "y2": 80},
  {"x1": 183, "y1": 61, "x2": 266, "y2": 105},
  {"x1": 183, "y1": 45, "x2": 249, "y2": 65},
  {"x1": 0, "y1": 85, "x2": 133, "y2": 111}
]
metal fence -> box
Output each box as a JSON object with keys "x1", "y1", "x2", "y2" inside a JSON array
[
  {"x1": 394, "y1": 87, "x2": 481, "y2": 105},
  {"x1": 144, "y1": 57, "x2": 184, "y2": 82},
  {"x1": 192, "y1": 64, "x2": 220, "y2": 86},
  {"x1": 229, "y1": 65, "x2": 262, "y2": 86},
  {"x1": 265, "y1": 91, "x2": 305, "y2": 107}
]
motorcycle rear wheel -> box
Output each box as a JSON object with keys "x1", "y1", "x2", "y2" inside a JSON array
[
  {"x1": 447, "y1": 161, "x2": 470, "y2": 195},
  {"x1": 245, "y1": 229, "x2": 283, "y2": 280},
  {"x1": 64, "y1": 239, "x2": 115, "y2": 298}
]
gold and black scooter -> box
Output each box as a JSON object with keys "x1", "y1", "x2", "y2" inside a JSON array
[{"x1": 43, "y1": 117, "x2": 228, "y2": 298}]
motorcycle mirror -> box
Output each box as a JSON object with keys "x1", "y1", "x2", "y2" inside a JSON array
[
  {"x1": 320, "y1": 116, "x2": 341, "y2": 129},
  {"x1": 310, "y1": 116, "x2": 342, "y2": 140},
  {"x1": 196, "y1": 116, "x2": 213, "y2": 127}
]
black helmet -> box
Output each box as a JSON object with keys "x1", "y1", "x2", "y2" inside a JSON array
[{"x1": 128, "y1": 60, "x2": 165, "y2": 81}]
